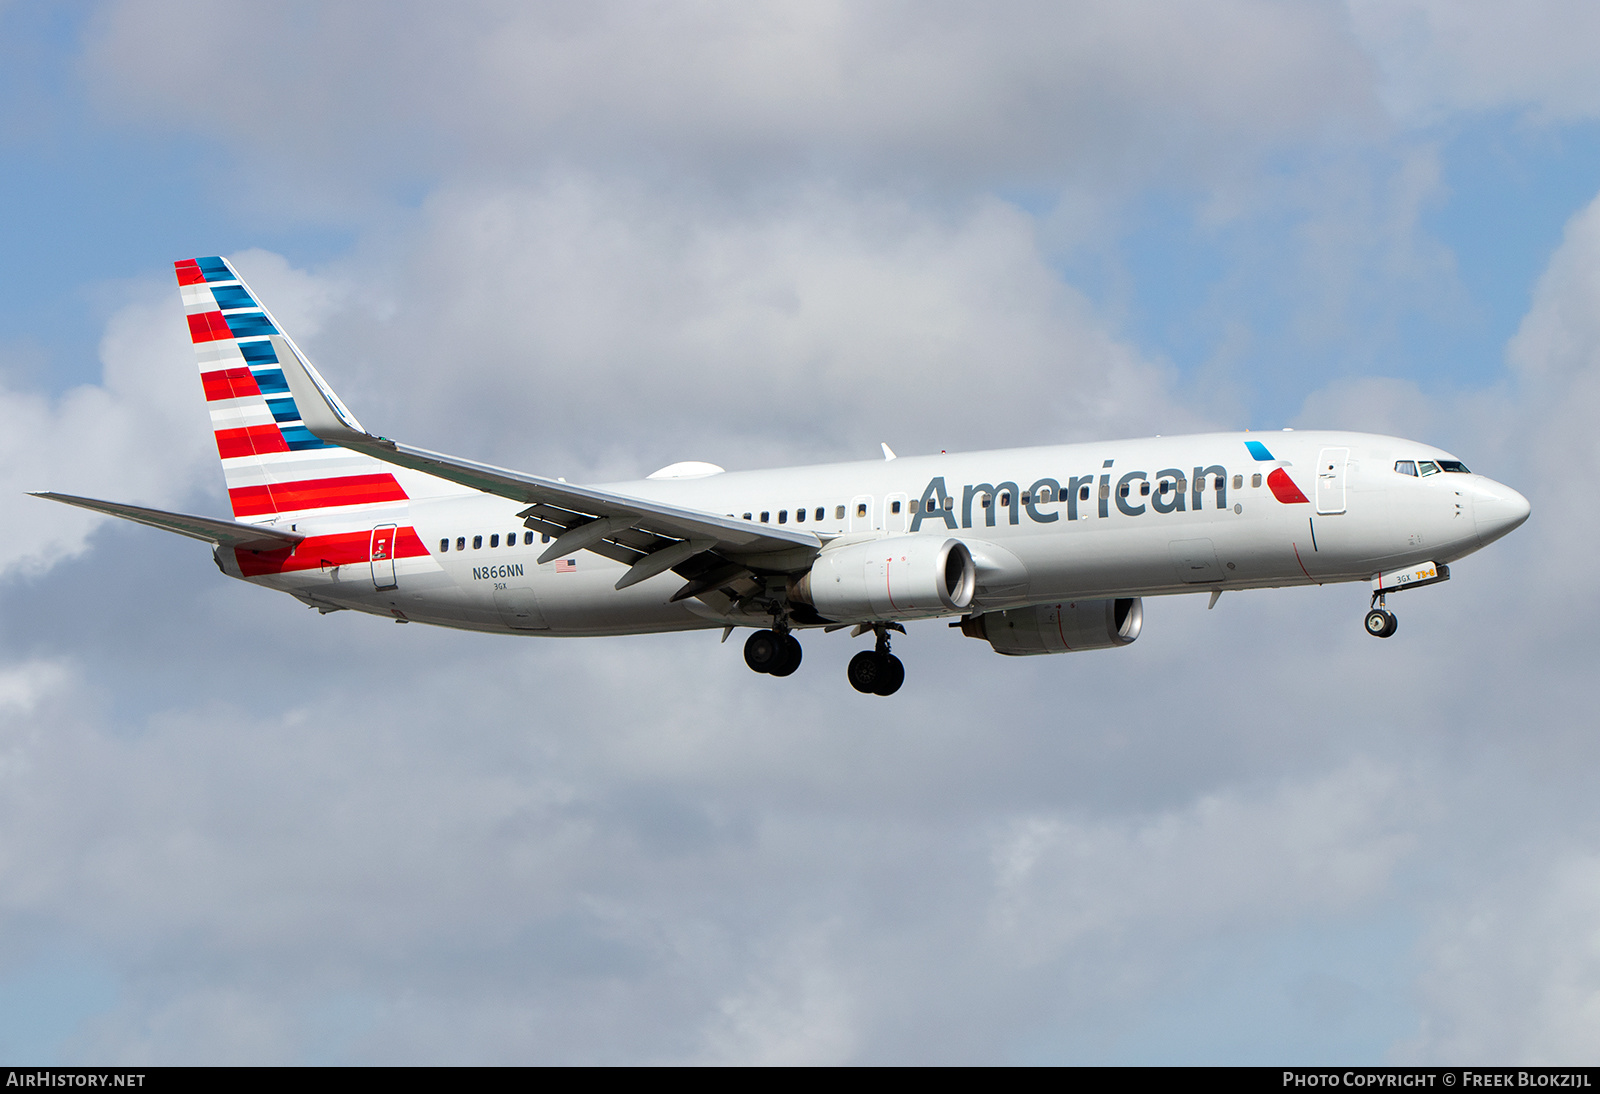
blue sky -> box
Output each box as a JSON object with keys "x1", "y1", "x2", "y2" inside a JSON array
[{"x1": 3, "y1": 0, "x2": 1600, "y2": 1064}]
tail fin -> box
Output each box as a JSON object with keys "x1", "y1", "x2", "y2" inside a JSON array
[{"x1": 176, "y1": 256, "x2": 409, "y2": 521}]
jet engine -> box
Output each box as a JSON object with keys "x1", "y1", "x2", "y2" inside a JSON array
[
  {"x1": 789, "y1": 536, "x2": 977, "y2": 622},
  {"x1": 958, "y1": 598, "x2": 1143, "y2": 655}
]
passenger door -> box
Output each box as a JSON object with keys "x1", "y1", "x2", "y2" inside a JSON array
[
  {"x1": 370, "y1": 524, "x2": 398, "y2": 590},
  {"x1": 1316, "y1": 447, "x2": 1349, "y2": 515}
]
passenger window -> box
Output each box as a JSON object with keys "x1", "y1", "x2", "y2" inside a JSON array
[
  {"x1": 743, "y1": 512, "x2": 752, "y2": 520},
  {"x1": 509, "y1": 531, "x2": 517, "y2": 544},
  {"x1": 525, "y1": 531, "x2": 534, "y2": 545},
  {"x1": 541, "y1": 533, "x2": 550, "y2": 543},
  {"x1": 1080, "y1": 485, "x2": 1091, "y2": 501},
  {"x1": 1038, "y1": 485, "x2": 1053, "y2": 503},
  {"x1": 1419, "y1": 461, "x2": 1440, "y2": 476},
  {"x1": 1158, "y1": 481, "x2": 1169, "y2": 495},
  {"x1": 1118, "y1": 483, "x2": 1129, "y2": 498},
  {"x1": 943, "y1": 497, "x2": 954, "y2": 511},
  {"x1": 981, "y1": 494, "x2": 991, "y2": 508},
  {"x1": 890, "y1": 501, "x2": 901, "y2": 514},
  {"x1": 856, "y1": 503, "x2": 867, "y2": 517},
  {"x1": 1098, "y1": 484, "x2": 1109, "y2": 500},
  {"x1": 490, "y1": 534, "x2": 499, "y2": 547},
  {"x1": 457, "y1": 537, "x2": 466, "y2": 551},
  {"x1": 1139, "y1": 482, "x2": 1151, "y2": 496},
  {"x1": 473, "y1": 535, "x2": 482, "y2": 549},
  {"x1": 1251, "y1": 474, "x2": 1262, "y2": 488},
  {"x1": 1232, "y1": 475, "x2": 1243, "y2": 490},
  {"x1": 835, "y1": 506, "x2": 846, "y2": 519},
  {"x1": 439, "y1": 539, "x2": 449, "y2": 553},
  {"x1": 795, "y1": 508, "x2": 805, "y2": 522},
  {"x1": 816, "y1": 508, "x2": 825, "y2": 521},
  {"x1": 1176, "y1": 478, "x2": 1186, "y2": 492},
  {"x1": 778, "y1": 510, "x2": 788, "y2": 524},
  {"x1": 760, "y1": 511, "x2": 770, "y2": 523}
]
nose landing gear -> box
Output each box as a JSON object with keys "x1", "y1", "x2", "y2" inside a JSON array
[
  {"x1": 1364, "y1": 592, "x2": 1398, "y2": 638},
  {"x1": 848, "y1": 624, "x2": 905, "y2": 696}
]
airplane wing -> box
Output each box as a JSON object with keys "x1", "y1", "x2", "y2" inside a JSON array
[
  {"x1": 30, "y1": 492, "x2": 305, "y2": 551},
  {"x1": 274, "y1": 336, "x2": 821, "y2": 592}
]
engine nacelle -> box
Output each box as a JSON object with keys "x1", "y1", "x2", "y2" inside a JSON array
[
  {"x1": 959, "y1": 598, "x2": 1143, "y2": 655},
  {"x1": 790, "y1": 536, "x2": 977, "y2": 622}
]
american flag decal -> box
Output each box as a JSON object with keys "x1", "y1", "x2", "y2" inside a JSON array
[{"x1": 556, "y1": 559, "x2": 577, "y2": 573}]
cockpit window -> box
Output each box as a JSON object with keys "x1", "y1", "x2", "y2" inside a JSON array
[
  {"x1": 1394, "y1": 460, "x2": 1417, "y2": 477},
  {"x1": 1438, "y1": 460, "x2": 1471, "y2": 473},
  {"x1": 1418, "y1": 461, "x2": 1440, "y2": 476}
]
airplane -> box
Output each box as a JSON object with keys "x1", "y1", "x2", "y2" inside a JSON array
[{"x1": 33, "y1": 256, "x2": 1531, "y2": 696}]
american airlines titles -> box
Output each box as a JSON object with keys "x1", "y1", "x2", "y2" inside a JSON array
[{"x1": 907, "y1": 462, "x2": 1235, "y2": 533}]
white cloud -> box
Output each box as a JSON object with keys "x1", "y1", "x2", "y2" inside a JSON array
[
  {"x1": 262, "y1": 181, "x2": 1202, "y2": 477},
  {"x1": 1504, "y1": 192, "x2": 1600, "y2": 593},
  {"x1": 0, "y1": 283, "x2": 211, "y2": 579},
  {"x1": 1399, "y1": 853, "x2": 1600, "y2": 1063},
  {"x1": 81, "y1": 1, "x2": 1377, "y2": 198},
  {"x1": 0, "y1": 658, "x2": 68, "y2": 716},
  {"x1": 1347, "y1": 0, "x2": 1600, "y2": 125}
]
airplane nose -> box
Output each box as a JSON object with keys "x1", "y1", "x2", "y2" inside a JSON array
[{"x1": 1474, "y1": 479, "x2": 1531, "y2": 548}]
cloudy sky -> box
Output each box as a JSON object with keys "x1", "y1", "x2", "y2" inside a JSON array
[{"x1": 1, "y1": 0, "x2": 1598, "y2": 1064}]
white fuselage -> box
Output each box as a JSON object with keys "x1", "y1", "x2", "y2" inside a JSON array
[{"x1": 223, "y1": 430, "x2": 1528, "y2": 635}]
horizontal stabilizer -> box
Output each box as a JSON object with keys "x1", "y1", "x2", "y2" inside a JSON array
[{"x1": 30, "y1": 492, "x2": 304, "y2": 551}]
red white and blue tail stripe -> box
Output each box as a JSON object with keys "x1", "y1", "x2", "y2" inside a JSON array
[{"x1": 177, "y1": 256, "x2": 412, "y2": 521}]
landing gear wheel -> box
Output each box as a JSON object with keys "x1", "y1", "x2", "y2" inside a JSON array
[
  {"x1": 847, "y1": 651, "x2": 904, "y2": 695},
  {"x1": 1364, "y1": 609, "x2": 1398, "y2": 638},
  {"x1": 744, "y1": 629, "x2": 783, "y2": 673},
  {"x1": 769, "y1": 633, "x2": 803, "y2": 677},
  {"x1": 871, "y1": 654, "x2": 904, "y2": 696},
  {"x1": 847, "y1": 651, "x2": 882, "y2": 694}
]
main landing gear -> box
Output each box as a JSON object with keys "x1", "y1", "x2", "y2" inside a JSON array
[
  {"x1": 1364, "y1": 591, "x2": 1399, "y2": 638},
  {"x1": 740, "y1": 622, "x2": 906, "y2": 695},
  {"x1": 744, "y1": 627, "x2": 803, "y2": 676},
  {"x1": 848, "y1": 624, "x2": 905, "y2": 697}
]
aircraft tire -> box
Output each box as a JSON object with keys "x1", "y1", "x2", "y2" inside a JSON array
[
  {"x1": 847, "y1": 650, "x2": 881, "y2": 693},
  {"x1": 769, "y1": 633, "x2": 803, "y2": 677},
  {"x1": 872, "y1": 654, "x2": 905, "y2": 696},
  {"x1": 1364, "y1": 609, "x2": 1397, "y2": 638},
  {"x1": 744, "y1": 629, "x2": 783, "y2": 673}
]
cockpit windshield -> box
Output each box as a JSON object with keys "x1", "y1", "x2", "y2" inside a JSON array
[{"x1": 1397, "y1": 458, "x2": 1471, "y2": 477}]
